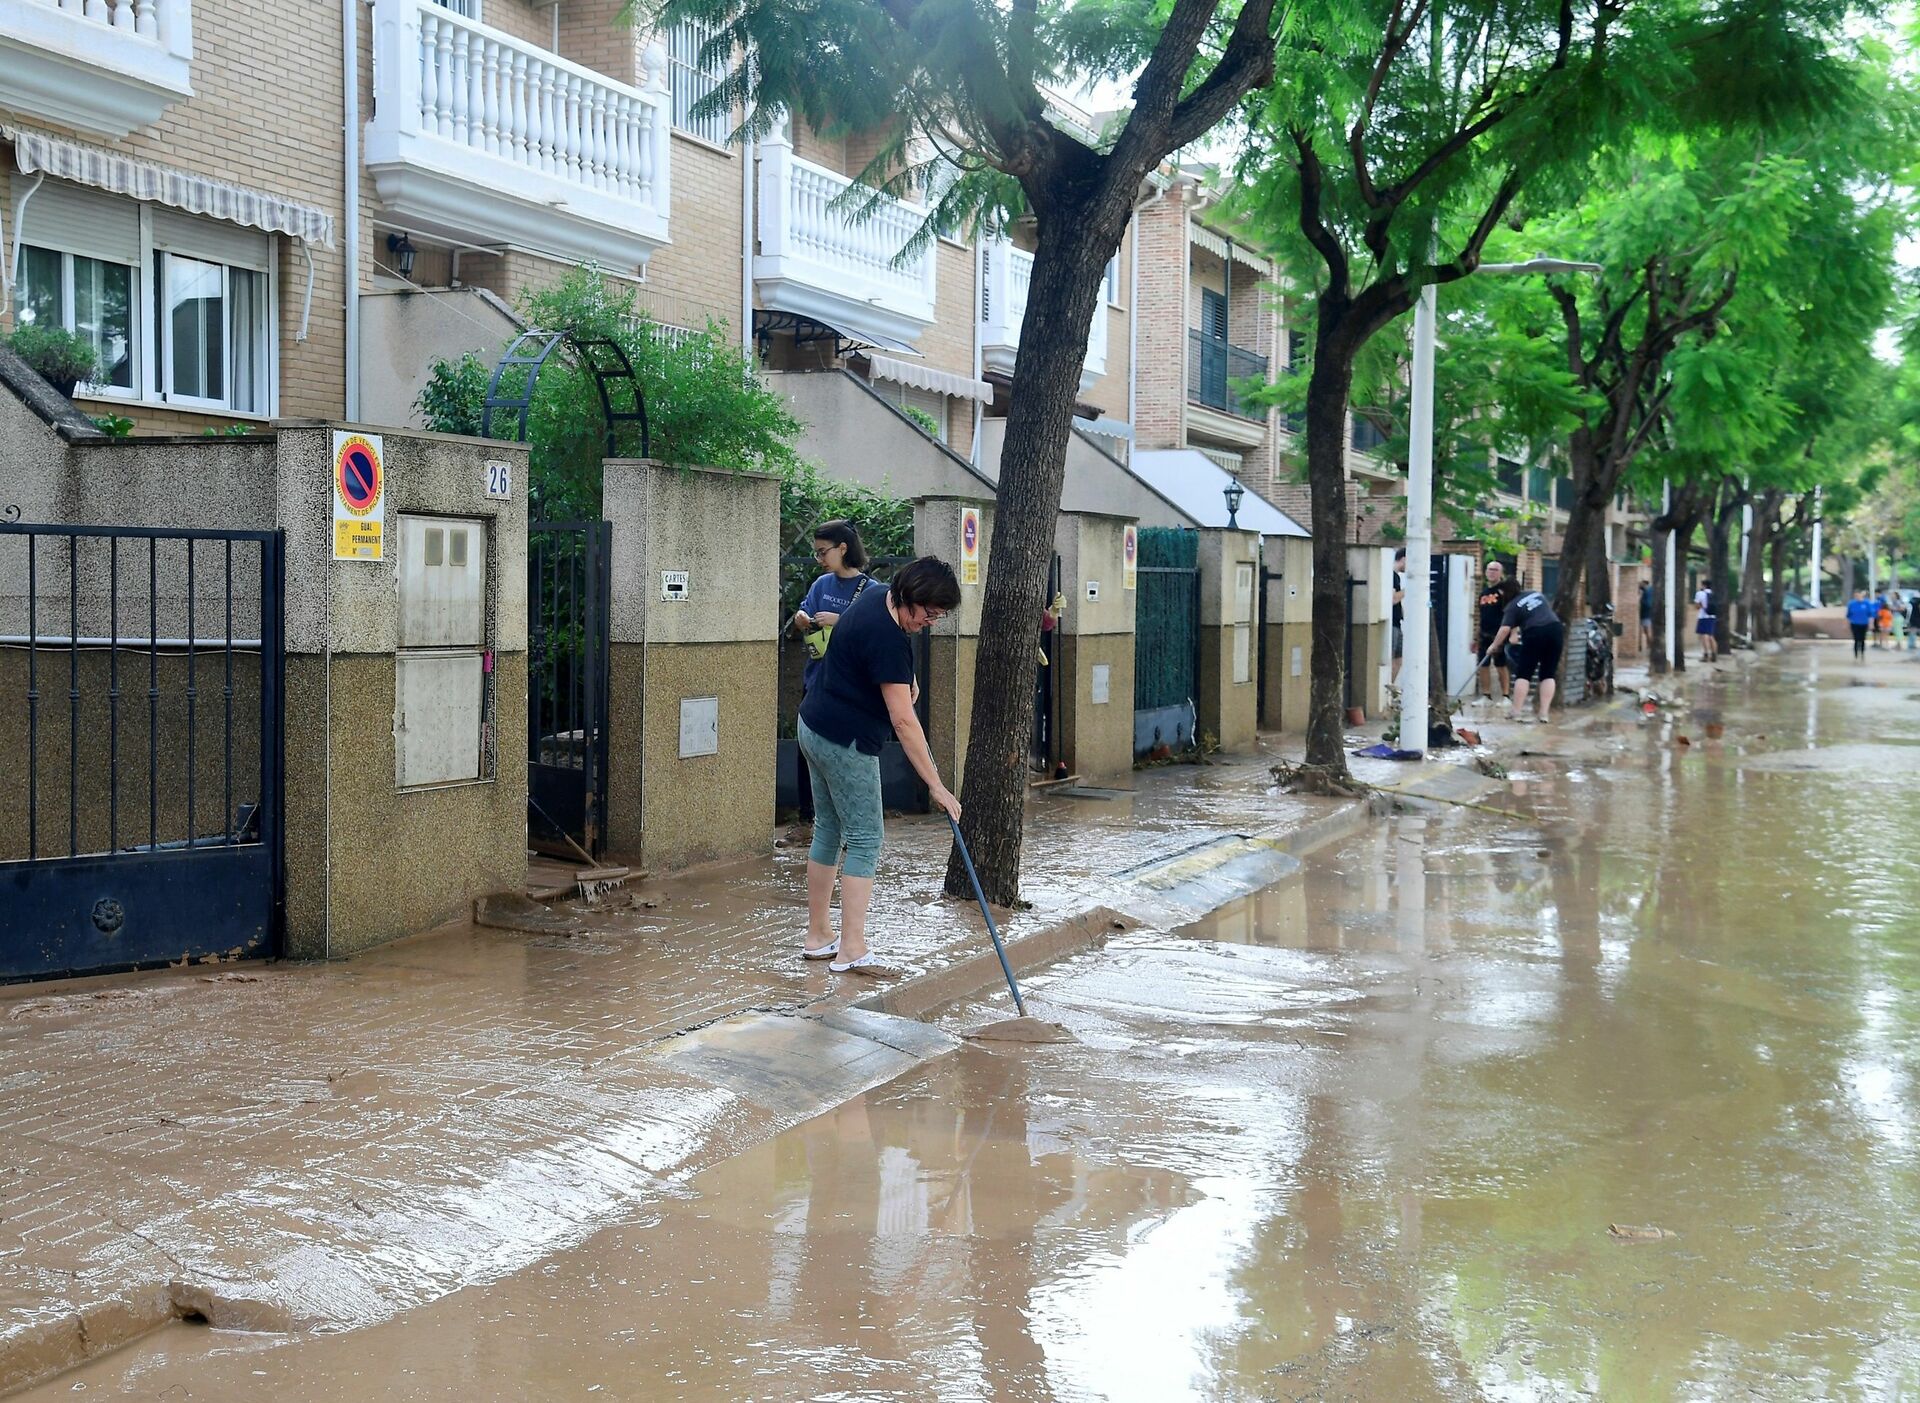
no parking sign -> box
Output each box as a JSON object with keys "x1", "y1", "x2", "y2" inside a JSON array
[
  {"x1": 960, "y1": 506, "x2": 980, "y2": 586},
  {"x1": 333, "y1": 431, "x2": 385, "y2": 561}
]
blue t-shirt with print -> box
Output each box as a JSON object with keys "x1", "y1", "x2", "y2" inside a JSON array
[
  {"x1": 799, "y1": 572, "x2": 871, "y2": 693},
  {"x1": 1847, "y1": 597, "x2": 1877, "y2": 626}
]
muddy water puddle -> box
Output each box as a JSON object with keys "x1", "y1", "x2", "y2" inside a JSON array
[{"x1": 28, "y1": 650, "x2": 1920, "y2": 1400}]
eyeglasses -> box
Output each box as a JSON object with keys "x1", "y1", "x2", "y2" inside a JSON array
[
  {"x1": 812, "y1": 545, "x2": 836, "y2": 560},
  {"x1": 922, "y1": 607, "x2": 949, "y2": 623}
]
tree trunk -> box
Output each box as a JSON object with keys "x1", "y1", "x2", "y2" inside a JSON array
[
  {"x1": 1550, "y1": 432, "x2": 1612, "y2": 622},
  {"x1": 1706, "y1": 478, "x2": 1743, "y2": 651},
  {"x1": 1767, "y1": 516, "x2": 1791, "y2": 639},
  {"x1": 1840, "y1": 554, "x2": 1855, "y2": 597},
  {"x1": 1744, "y1": 489, "x2": 1781, "y2": 641},
  {"x1": 1667, "y1": 484, "x2": 1707, "y2": 673},
  {"x1": 1300, "y1": 323, "x2": 1357, "y2": 785},
  {"x1": 946, "y1": 215, "x2": 1119, "y2": 905}
]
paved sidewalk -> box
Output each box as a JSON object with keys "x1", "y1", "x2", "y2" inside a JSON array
[{"x1": 0, "y1": 746, "x2": 1352, "y2": 1391}]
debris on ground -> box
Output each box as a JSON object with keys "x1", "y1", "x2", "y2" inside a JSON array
[
  {"x1": 1607, "y1": 1223, "x2": 1677, "y2": 1243},
  {"x1": 964, "y1": 1016, "x2": 1076, "y2": 1044},
  {"x1": 1474, "y1": 755, "x2": 1509, "y2": 780}
]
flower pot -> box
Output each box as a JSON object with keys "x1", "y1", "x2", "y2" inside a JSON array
[{"x1": 1345, "y1": 706, "x2": 1366, "y2": 726}]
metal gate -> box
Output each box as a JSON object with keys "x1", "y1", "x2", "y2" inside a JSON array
[
  {"x1": 1133, "y1": 527, "x2": 1200, "y2": 754},
  {"x1": 1033, "y1": 552, "x2": 1062, "y2": 774},
  {"x1": 528, "y1": 521, "x2": 611, "y2": 859},
  {"x1": 0, "y1": 522, "x2": 286, "y2": 983}
]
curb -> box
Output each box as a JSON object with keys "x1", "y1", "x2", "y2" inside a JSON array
[{"x1": 855, "y1": 796, "x2": 1376, "y2": 1025}]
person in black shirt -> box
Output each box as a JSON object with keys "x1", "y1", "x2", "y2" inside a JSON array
[
  {"x1": 1476, "y1": 559, "x2": 1517, "y2": 701},
  {"x1": 1638, "y1": 579, "x2": 1655, "y2": 655},
  {"x1": 1480, "y1": 589, "x2": 1564, "y2": 723},
  {"x1": 797, "y1": 557, "x2": 962, "y2": 974}
]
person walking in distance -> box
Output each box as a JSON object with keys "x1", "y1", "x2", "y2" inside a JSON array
[
  {"x1": 1847, "y1": 588, "x2": 1875, "y2": 661},
  {"x1": 1477, "y1": 559, "x2": 1518, "y2": 705},
  {"x1": 1479, "y1": 587, "x2": 1565, "y2": 724},
  {"x1": 1874, "y1": 592, "x2": 1892, "y2": 649},
  {"x1": 1891, "y1": 590, "x2": 1908, "y2": 652},
  {"x1": 1694, "y1": 582, "x2": 1718, "y2": 663},
  {"x1": 1908, "y1": 590, "x2": 1919, "y2": 651},
  {"x1": 1390, "y1": 547, "x2": 1406, "y2": 683},
  {"x1": 797, "y1": 557, "x2": 963, "y2": 974},
  {"x1": 1638, "y1": 578, "x2": 1655, "y2": 656}
]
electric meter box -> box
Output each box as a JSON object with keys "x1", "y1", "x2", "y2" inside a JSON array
[
  {"x1": 397, "y1": 515, "x2": 486, "y2": 647},
  {"x1": 395, "y1": 514, "x2": 489, "y2": 788}
]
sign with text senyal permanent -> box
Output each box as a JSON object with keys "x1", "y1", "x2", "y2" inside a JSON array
[{"x1": 333, "y1": 431, "x2": 386, "y2": 561}]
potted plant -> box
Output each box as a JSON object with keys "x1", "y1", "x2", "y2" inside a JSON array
[{"x1": 7, "y1": 324, "x2": 99, "y2": 399}]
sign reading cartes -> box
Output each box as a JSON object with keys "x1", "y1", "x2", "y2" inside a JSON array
[
  {"x1": 959, "y1": 506, "x2": 981, "y2": 586},
  {"x1": 332, "y1": 431, "x2": 385, "y2": 561},
  {"x1": 1123, "y1": 523, "x2": 1138, "y2": 591}
]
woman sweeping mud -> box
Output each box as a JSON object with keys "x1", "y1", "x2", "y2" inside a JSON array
[{"x1": 797, "y1": 557, "x2": 963, "y2": 973}]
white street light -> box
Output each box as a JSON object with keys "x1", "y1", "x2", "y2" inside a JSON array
[{"x1": 1399, "y1": 257, "x2": 1603, "y2": 757}]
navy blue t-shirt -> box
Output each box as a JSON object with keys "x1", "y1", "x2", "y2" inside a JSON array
[
  {"x1": 799, "y1": 585, "x2": 915, "y2": 755},
  {"x1": 798, "y1": 571, "x2": 871, "y2": 693},
  {"x1": 1501, "y1": 590, "x2": 1560, "y2": 635}
]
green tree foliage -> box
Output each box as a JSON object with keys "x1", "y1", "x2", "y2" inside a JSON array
[
  {"x1": 640, "y1": 0, "x2": 1285, "y2": 902},
  {"x1": 414, "y1": 266, "x2": 807, "y2": 518},
  {"x1": 1237, "y1": 0, "x2": 1856, "y2": 784}
]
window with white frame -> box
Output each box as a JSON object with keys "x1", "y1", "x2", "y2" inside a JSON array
[
  {"x1": 428, "y1": 0, "x2": 479, "y2": 17},
  {"x1": 874, "y1": 381, "x2": 948, "y2": 442},
  {"x1": 16, "y1": 183, "x2": 275, "y2": 415},
  {"x1": 1104, "y1": 252, "x2": 1123, "y2": 306},
  {"x1": 668, "y1": 20, "x2": 731, "y2": 145},
  {"x1": 18, "y1": 247, "x2": 138, "y2": 396}
]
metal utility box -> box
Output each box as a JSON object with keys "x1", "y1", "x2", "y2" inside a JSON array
[
  {"x1": 398, "y1": 515, "x2": 485, "y2": 647},
  {"x1": 395, "y1": 514, "x2": 489, "y2": 788}
]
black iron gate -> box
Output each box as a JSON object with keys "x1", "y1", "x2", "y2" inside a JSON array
[
  {"x1": 1133, "y1": 527, "x2": 1201, "y2": 754},
  {"x1": 0, "y1": 522, "x2": 286, "y2": 983},
  {"x1": 528, "y1": 521, "x2": 612, "y2": 858},
  {"x1": 1033, "y1": 552, "x2": 1062, "y2": 774}
]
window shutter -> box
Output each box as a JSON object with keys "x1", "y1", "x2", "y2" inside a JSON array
[
  {"x1": 152, "y1": 207, "x2": 272, "y2": 270},
  {"x1": 19, "y1": 181, "x2": 139, "y2": 266},
  {"x1": 1201, "y1": 289, "x2": 1228, "y2": 342}
]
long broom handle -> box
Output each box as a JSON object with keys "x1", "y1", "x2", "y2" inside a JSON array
[{"x1": 947, "y1": 816, "x2": 1027, "y2": 1017}]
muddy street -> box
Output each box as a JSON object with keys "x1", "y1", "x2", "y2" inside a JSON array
[{"x1": 24, "y1": 647, "x2": 1920, "y2": 1399}]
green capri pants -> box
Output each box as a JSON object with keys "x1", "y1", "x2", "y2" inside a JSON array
[{"x1": 797, "y1": 717, "x2": 885, "y2": 879}]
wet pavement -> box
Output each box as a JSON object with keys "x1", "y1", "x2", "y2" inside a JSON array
[
  {"x1": 16, "y1": 643, "x2": 1920, "y2": 1398},
  {"x1": 0, "y1": 745, "x2": 1356, "y2": 1391}
]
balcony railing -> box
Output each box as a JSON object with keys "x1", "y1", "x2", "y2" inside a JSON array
[
  {"x1": 980, "y1": 238, "x2": 1107, "y2": 389},
  {"x1": 0, "y1": 0, "x2": 193, "y2": 135},
  {"x1": 366, "y1": 0, "x2": 672, "y2": 267},
  {"x1": 755, "y1": 126, "x2": 937, "y2": 341},
  {"x1": 1187, "y1": 330, "x2": 1268, "y2": 420}
]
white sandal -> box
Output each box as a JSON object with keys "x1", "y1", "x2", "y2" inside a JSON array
[
  {"x1": 802, "y1": 937, "x2": 839, "y2": 961},
  {"x1": 828, "y1": 951, "x2": 878, "y2": 974}
]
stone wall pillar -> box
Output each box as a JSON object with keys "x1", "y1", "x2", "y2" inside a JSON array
[
  {"x1": 1053, "y1": 511, "x2": 1137, "y2": 779},
  {"x1": 1345, "y1": 545, "x2": 1392, "y2": 720},
  {"x1": 912, "y1": 495, "x2": 993, "y2": 793},
  {"x1": 1261, "y1": 536, "x2": 1313, "y2": 731},
  {"x1": 1195, "y1": 528, "x2": 1259, "y2": 751},
  {"x1": 275, "y1": 423, "x2": 531, "y2": 959},
  {"x1": 604, "y1": 460, "x2": 778, "y2": 871}
]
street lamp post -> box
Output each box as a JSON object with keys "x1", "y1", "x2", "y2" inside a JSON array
[
  {"x1": 1223, "y1": 476, "x2": 1245, "y2": 530},
  {"x1": 1400, "y1": 258, "x2": 1603, "y2": 757}
]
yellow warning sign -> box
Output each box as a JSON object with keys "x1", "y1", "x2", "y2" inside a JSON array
[
  {"x1": 334, "y1": 519, "x2": 384, "y2": 559},
  {"x1": 333, "y1": 430, "x2": 386, "y2": 561}
]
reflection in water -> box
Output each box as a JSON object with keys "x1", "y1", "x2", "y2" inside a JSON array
[{"x1": 27, "y1": 652, "x2": 1920, "y2": 1401}]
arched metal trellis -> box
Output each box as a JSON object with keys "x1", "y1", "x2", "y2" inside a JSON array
[{"x1": 480, "y1": 328, "x2": 650, "y2": 459}]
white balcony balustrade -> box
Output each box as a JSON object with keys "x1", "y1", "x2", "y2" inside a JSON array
[
  {"x1": 755, "y1": 124, "x2": 937, "y2": 346},
  {"x1": 366, "y1": 0, "x2": 673, "y2": 269},
  {"x1": 979, "y1": 237, "x2": 1107, "y2": 391},
  {"x1": 0, "y1": 0, "x2": 193, "y2": 135}
]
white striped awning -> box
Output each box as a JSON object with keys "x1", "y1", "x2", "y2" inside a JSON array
[
  {"x1": 2, "y1": 124, "x2": 336, "y2": 248},
  {"x1": 866, "y1": 353, "x2": 994, "y2": 405},
  {"x1": 1190, "y1": 222, "x2": 1271, "y2": 275}
]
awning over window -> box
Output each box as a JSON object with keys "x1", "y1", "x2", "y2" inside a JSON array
[
  {"x1": 2, "y1": 124, "x2": 336, "y2": 248},
  {"x1": 1190, "y1": 222, "x2": 1270, "y2": 275},
  {"x1": 866, "y1": 353, "x2": 994, "y2": 406}
]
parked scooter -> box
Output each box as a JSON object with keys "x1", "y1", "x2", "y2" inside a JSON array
[{"x1": 1584, "y1": 602, "x2": 1619, "y2": 697}]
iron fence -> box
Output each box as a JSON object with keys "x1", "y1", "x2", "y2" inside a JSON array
[{"x1": 1187, "y1": 330, "x2": 1269, "y2": 420}]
